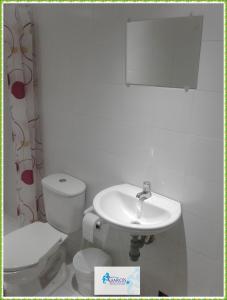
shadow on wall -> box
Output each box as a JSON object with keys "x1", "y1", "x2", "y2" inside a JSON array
[
  {"x1": 140, "y1": 216, "x2": 187, "y2": 296},
  {"x1": 140, "y1": 216, "x2": 188, "y2": 296},
  {"x1": 172, "y1": 216, "x2": 187, "y2": 296}
]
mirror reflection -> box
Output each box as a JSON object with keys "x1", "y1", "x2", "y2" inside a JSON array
[{"x1": 126, "y1": 16, "x2": 203, "y2": 89}]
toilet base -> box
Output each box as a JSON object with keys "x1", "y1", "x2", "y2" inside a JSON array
[
  {"x1": 36, "y1": 263, "x2": 68, "y2": 296},
  {"x1": 4, "y1": 247, "x2": 66, "y2": 297},
  {"x1": 5, "y1": 263, "x2": 68, "y2": 297}
]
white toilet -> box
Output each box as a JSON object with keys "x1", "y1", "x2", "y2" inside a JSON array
[
  {"x1": 73, "y1": 247, "x2": 112, "y2": 296},
  {"x1": 4, "y1": 173, "x2": 86, "y2": 296}
]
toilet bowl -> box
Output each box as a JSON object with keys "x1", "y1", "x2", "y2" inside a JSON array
[
  {"x1": 4, "y1": 173, "x2": 86, "y2": 296},
  {"x1": 73, "y1": 248, "x2": 112, "y2": 296},
  {"x1": 4, "y1": 222, "x2": 67, "y2": 296}
]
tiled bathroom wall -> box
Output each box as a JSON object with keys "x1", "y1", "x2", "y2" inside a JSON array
[{"x1": 33, "y1": 4, "x2": 223, "y2": 296}]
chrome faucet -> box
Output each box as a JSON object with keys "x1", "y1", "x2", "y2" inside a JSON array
[{"x1": 136, "y1": 181, "x2": 152, "y2": 201}]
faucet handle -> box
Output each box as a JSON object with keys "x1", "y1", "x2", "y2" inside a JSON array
[{"x1": 143, "y1": 181, "x2": 151, "y2": 192}]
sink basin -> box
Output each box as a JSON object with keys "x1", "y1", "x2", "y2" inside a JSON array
[{"x1": 93, "y1": 184, "x2": 181, "y2": 235}]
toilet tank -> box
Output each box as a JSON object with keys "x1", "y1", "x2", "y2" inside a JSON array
[{"x1": 42, "y1": 173, "x2": 86, "y2": 234}]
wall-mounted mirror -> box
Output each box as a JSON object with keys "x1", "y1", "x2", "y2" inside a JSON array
[{"x1": 126, "y1": 16, "x2": 203, "y2": 89}]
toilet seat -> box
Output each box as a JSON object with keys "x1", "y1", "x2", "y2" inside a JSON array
[{"x1": 4, "y1": 222, "x2": 67, "y2": 272}]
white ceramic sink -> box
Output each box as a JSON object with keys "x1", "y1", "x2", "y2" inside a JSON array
[{"x1": 93, "y1": 184, "x2": 181, "y2": 235}]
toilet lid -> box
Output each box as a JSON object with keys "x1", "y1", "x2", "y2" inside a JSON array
[
  {"x1": 4, "y1": 222, "x2": 67, "y2": 272},
  {"x1": 42, "y1": 173, "x2": 86, "y2": 197}
]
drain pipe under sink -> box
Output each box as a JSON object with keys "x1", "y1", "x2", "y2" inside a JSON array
[{"x1": 129, "y1": 235, "x2": 155, "y2": 261}]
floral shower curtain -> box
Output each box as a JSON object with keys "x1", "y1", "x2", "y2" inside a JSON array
[{"x1": 4, "y1": 4, "x2": 45, "y2": 225}]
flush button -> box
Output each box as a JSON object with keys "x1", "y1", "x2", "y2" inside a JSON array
[{"x1": 59, "y1": 178, "x2": 66, "y2": 182}]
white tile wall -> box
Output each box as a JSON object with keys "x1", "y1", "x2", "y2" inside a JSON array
[
  {"x1": 33, "y1": 3, "x2": 224, "y2": 296},
  {"x1": 198, "y1": 41, "x2": 218, "y2": 91},
  {"x1": 176, "y1": 247, "x2": 219, "y2": 296},
  {"x1": 190, "y1": 91, "x2": 222, "y2": 139},
  {"x1": 152, "y1": 89, "x2": 194, "y2": 133}
]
